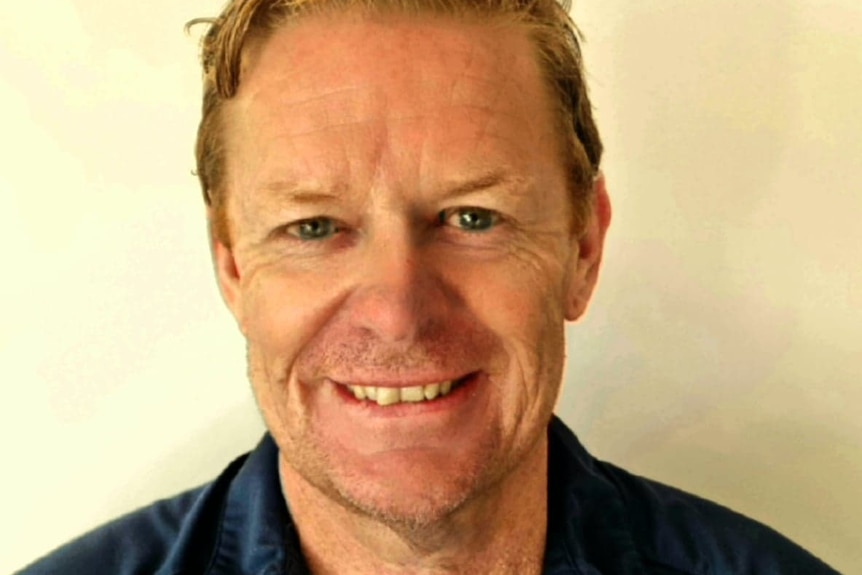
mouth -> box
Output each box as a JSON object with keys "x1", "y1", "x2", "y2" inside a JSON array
[{"x1": 342, "y1": 373, "x2": 476, "y2": 407}]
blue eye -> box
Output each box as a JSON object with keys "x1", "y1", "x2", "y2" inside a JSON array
[
  {"x1": 439, "y1": 207, "x2": 499, "y2": 232},
  {"x1": 287, "y1": 217, "x2": 338, "y2": 241}
]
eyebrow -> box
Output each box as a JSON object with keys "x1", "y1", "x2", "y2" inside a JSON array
[
  {"x1": 257, "y1": 170, "x2": 526, "y2": 204},
  {"x1": 439, "y1": 170, "x2": 527, "y2": 201},
  {"x1": 258, "y1": 180, "x2": 341, "y2": 205}
]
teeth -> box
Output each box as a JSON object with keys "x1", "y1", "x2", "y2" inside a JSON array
[
  {"x1": 400, "y1": 386, "x2": 425, "y2": 403},
  {"x1": 423, "y1": 383, "x2": 440, "y2": 400},
  {"x1": 376, "y1": 387, "x2": 400, "y2": 406},
  {"x1": 346, "y1": 380, "x2": 459, "y2": 407}
]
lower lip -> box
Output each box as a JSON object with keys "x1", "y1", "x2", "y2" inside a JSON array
[{"x1": 332, "y1": 372, "x2": 482, "y2": 417}]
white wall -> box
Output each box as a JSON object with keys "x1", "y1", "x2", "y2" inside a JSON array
[{"x1": 1, "y1": 0, "x2": 859, "y2": 572}]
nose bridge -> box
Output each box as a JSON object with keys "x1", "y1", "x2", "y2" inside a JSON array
[
  {"x1": 348, "y1": 217, "x2": 434, "y2": 342},
  {"x1": 369, "y1": 224, "x2": 415, "y2": 289}
]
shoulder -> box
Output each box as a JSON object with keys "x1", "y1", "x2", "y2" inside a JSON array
[
  {"x1": 597, "y1": 460, "x2": 837, "y2": 574},
  {"x1": 15, "y1": 453, "x2": 248, "y2": 575},
  {"x1": 547, "y1": 417, "x2": 839, "y2": 575}
]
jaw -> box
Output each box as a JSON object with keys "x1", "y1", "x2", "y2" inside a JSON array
[
  {"x1": 254, "y1": 330, "x2": 566, "y2": 534},
  {"x1": 278, "y1": 425, "x2": 551, "y2": 567},
  {"x1": 265, "y1": 372, "x2": 503, "y2": 524}
]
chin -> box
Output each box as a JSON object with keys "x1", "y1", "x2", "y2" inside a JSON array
[
  {"x1": 339, "y1": 478, "x2": 472, "y2": 532},
  {"x1": 321, "y1": 443, "x2": 505, "y2": 531}
]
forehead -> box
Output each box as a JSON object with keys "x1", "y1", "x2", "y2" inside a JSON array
[
  {"x1": 239, "y1": 12, "x2": 541, "y2": 100},
  {"x1": 223, "y1": 13, "x2": 561, "y2": 200}
]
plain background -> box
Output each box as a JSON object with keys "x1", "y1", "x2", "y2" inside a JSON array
[{"x1": 1, "y1": 0, "x2": 859, "y2": 572}]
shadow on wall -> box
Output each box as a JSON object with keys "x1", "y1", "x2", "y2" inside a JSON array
[
  {"x1": 625, "y1": 405, "x2": 860, "y2": 563},
  {"x1": 565, "y1": 0, "x2": 803, "y2": 452},
  {"x1": 561, "y1": 1, "x2": 860, "y2": 572},
  {"x1": 107, "y1": 399, "x2": 266, "y2": 519}
]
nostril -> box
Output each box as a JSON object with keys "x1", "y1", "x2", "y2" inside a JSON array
[{"x1": 345, "y1": 285, "x2": 423, "y2": 343}]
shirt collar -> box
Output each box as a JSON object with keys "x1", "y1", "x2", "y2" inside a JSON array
[
  {"x1": 209, "y1": 434, "x2": 308, "y2": 575},
  {"x1": 544, "y1": 416, "x2": 644, "y2": 574}
]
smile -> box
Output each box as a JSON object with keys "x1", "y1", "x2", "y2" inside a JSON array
[{"x1": 344, "y1": 375, "x2": 472, "y2": 407}]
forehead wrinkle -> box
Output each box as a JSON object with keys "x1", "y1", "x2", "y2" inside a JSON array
[
  {"x1": 226, "y1": 16, "x2": 560, "y2": 229},
  {"x1": 236, "y1": 26, "x2": 537, "y2": 139},
  {"x1": 249, "y1": 23, "x2": 524, "y2": 107},
  {"x1": 249, "y1": 79, "x2": 385, "y2": 113},
  {"x1": 264, "y1": 104, "x2": 531, "y2": 142}
]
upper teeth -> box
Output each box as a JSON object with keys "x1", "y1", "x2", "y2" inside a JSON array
[{"x1": 348, "y1": 380, "x2": 454, "y2": 406}]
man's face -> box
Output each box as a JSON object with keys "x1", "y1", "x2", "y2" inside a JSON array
[{"x1": 213, "y1": 14, "x2": 606, "y2": 526}]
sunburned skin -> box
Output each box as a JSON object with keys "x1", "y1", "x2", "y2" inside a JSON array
[{"x1": 211, "y1": 11, "x2": 610, "y2": 575}]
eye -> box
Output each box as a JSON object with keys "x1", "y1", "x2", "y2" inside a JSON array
[
  {"x1": 285, "y1": 217, "x2": 339, "y2": 241},
  {"x1": 438, "y1": 207, "x2": 500, "y2": 233}
]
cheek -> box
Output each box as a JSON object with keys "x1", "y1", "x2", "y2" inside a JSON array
[
  {"x1": 241, "y1": 265, "x2": 350, "y2": 439},
  {"x1": 449, "y1": 253, "x2": 567, "y2": 441},
  {"x1": 451, "y1": 242, "x2": 568, "y2": 332},
  {"x1": 445, "y1": 245, "x2": 568, "y2": 373},
  {"x1": 240, "y1": 264, "x2": 345, "y2": 375}
]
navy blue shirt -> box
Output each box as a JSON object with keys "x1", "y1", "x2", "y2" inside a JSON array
[{"x1": 17, "y1": 417, "x2": 839, "y2": 574}]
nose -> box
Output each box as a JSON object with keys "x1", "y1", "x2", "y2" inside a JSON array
[{"x1": 345, "y1": 226, "x2": 442, "y2": 343}]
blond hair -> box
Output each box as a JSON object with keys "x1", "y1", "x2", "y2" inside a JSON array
[{"x1": 189, "y1": 0, "x2": 603, "y2": 245}]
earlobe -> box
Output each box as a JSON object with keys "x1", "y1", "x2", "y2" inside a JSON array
[{"x1": 565, "y1": 174, "x2": 612, "y2": 321}]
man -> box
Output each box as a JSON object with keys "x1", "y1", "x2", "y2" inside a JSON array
[{"x1": 18, "y1": 0, "x2": 839, "y2": 573}]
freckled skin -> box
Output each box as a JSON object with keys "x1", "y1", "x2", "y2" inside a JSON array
[{"x1": 211, "y1": 13, "x2": 609, "y2": 573}]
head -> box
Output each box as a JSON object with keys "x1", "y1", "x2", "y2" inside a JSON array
[{"x1": 192, "y1": 0, "x2": 609, "y2": 532}]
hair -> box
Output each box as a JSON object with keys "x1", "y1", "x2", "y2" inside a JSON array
[{"x1": 189, "y1": 0, "x2": 603, "y2": 245}]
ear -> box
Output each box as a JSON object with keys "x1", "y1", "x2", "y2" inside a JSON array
[
  {"x1": 208, "y1": 208, "x2": 245, "y2": 332},
  {"x1": 565, "y1": 174, "x2": 612, "y2": 321}
]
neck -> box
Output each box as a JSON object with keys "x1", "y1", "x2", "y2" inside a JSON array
[{"x1": 279, "y1": 439, "x2": 549, "y2": 575}]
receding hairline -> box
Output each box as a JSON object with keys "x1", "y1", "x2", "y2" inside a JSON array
[
  {"x1": 231, "y1": 8, "x2": 558, "y2": 97},
  {"x1": 191, "y1": 0, "x2": 561, "y2": 101}
]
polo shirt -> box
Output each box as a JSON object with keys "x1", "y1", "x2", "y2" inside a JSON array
[{"x1": 17, "y1": 417, "x2": 839, "y2": 574}]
